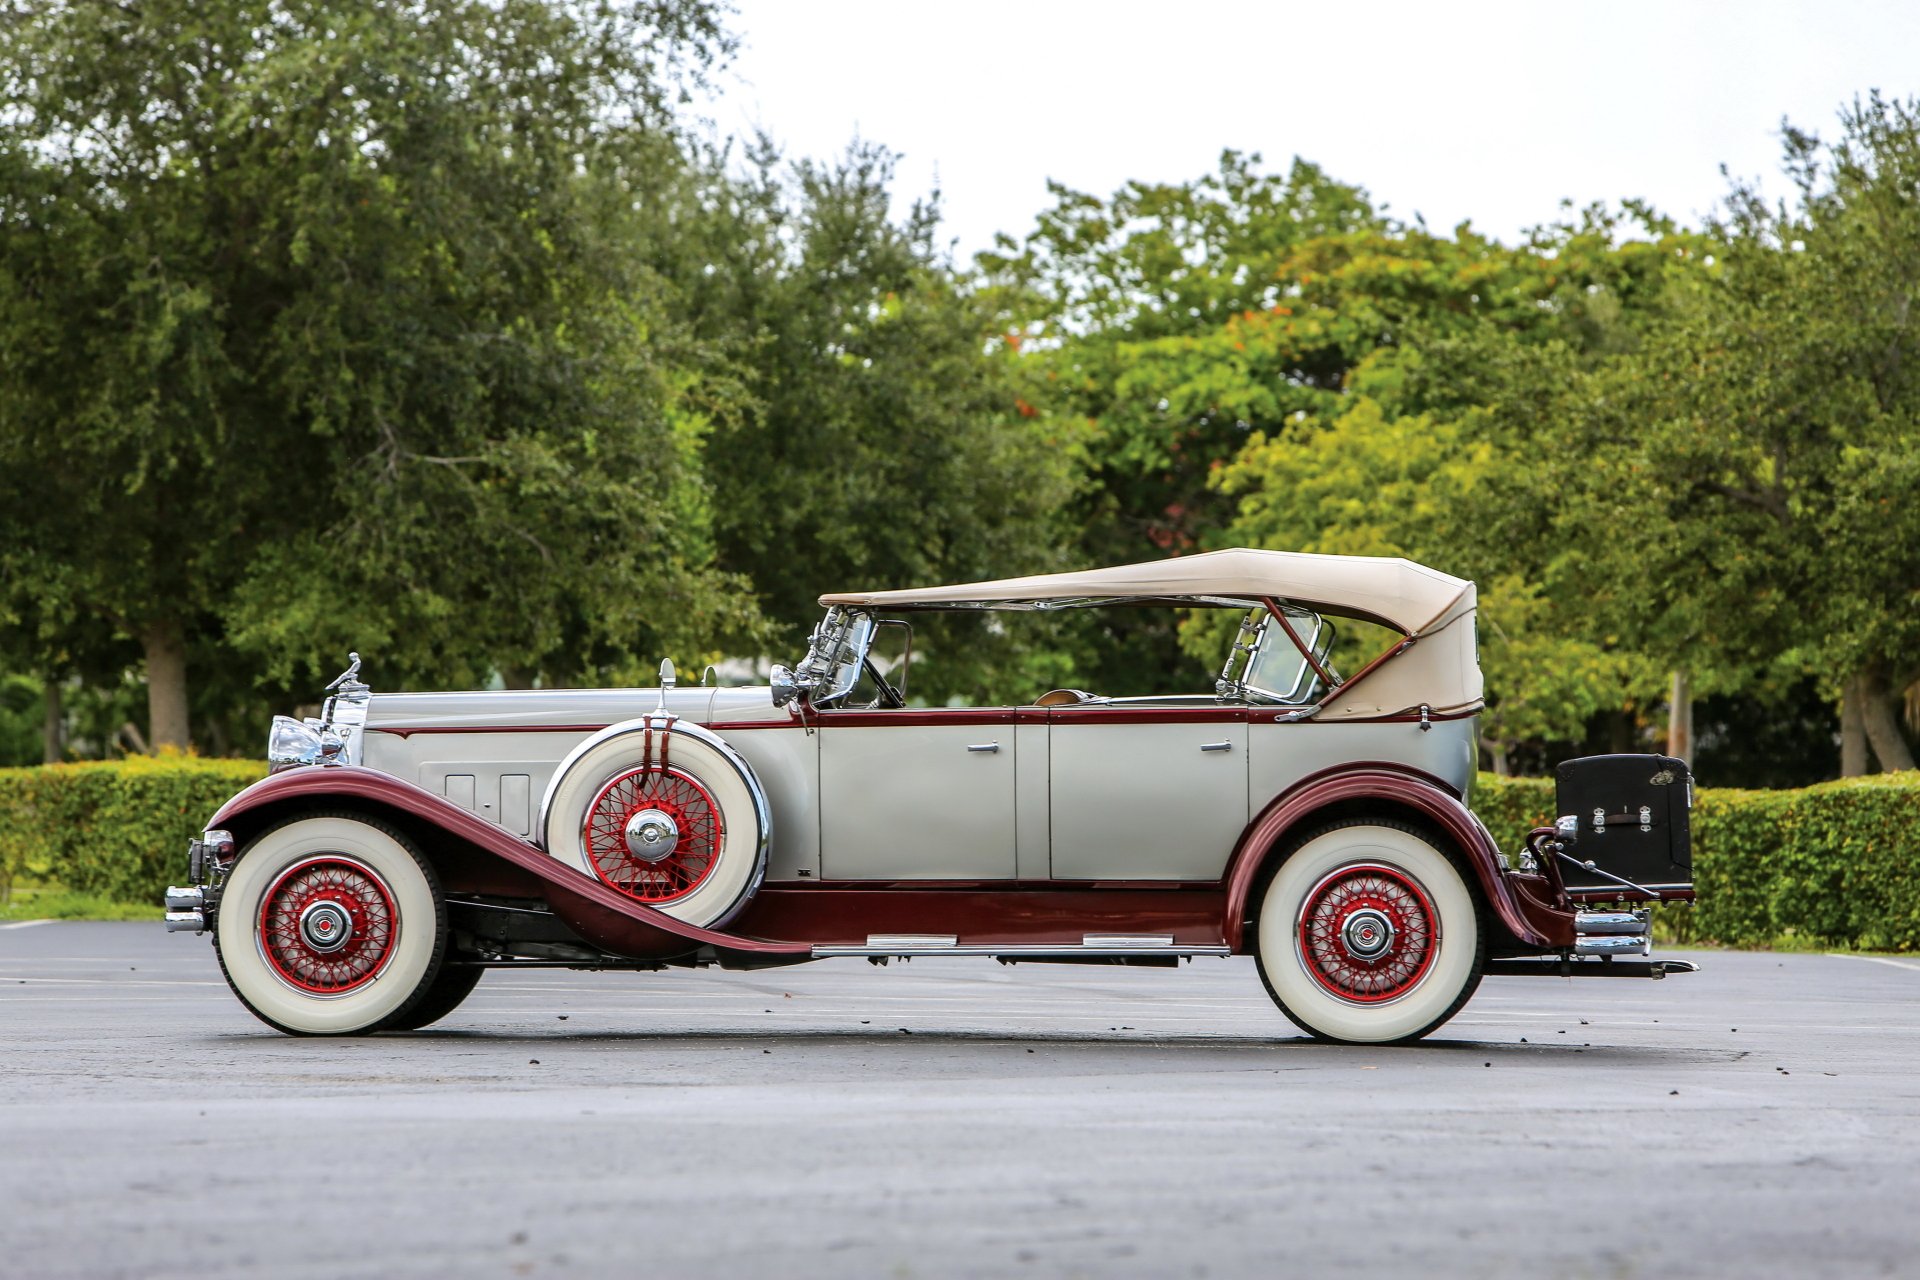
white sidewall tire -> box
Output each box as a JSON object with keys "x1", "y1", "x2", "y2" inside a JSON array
[
  {"x1": 1255, "y1": 823, "x2": 1482, "y2": 1044},
  {"x1": 215, "y1": 815, "x2": 443, "y2": 1036},
  {"x1": 543, "y1": 729, "x2": 763, "y2": 928}
]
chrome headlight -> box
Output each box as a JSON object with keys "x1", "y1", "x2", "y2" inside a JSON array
[{"x1": 268, "y1": 715, "x2": 344, "y2": 769}]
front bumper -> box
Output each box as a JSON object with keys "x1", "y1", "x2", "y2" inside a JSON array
[{"x1": 162, "y1": 828, "x2": 234, "y2": 935}]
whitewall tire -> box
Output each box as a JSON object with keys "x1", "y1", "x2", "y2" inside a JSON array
[
  {"x1": 214, "y1": 814, "x2": 447, "y2": 1036},
  {"x1": 1254, "y1": 820, "x2": 1484, "y2": 1044},
  {"x1": 540, "y1": 722, "x2": 767, "y2": 929}
]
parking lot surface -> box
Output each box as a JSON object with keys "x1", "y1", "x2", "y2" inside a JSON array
[{"x1": 4, "y1": 921, "x2": 1918, "y2": 1279}]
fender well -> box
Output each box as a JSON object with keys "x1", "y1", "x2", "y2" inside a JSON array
[
  {"x1": 206, "y1": 767, "x2": 809, "y2": 960},
  {"x1": 1221, "y1": 764, "x2": 1572, "y2": 953}
]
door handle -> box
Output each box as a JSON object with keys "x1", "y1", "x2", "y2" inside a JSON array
[
  {"x1": 1199, "y1": 741, "x2": 1233, "y2": 753},
  {"x1": 967, "y1": 743, "x2": 1000, "y2": 754}
]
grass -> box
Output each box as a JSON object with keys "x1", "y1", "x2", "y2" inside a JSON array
[{"x1": 0, "y1": 880, "x2": 160, "y2": 922}]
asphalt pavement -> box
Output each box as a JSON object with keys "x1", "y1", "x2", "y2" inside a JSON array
[{"x1": 3, "y1": 921, "x2": 1918, "y2": 1280}]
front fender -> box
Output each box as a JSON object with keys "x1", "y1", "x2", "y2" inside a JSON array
[
  {"x1": 1221, "y1": 764, "x2": 1573, "y2": 953},
  {"x1": 208, "y1": 767, "x2": 810, "y2": 958}
]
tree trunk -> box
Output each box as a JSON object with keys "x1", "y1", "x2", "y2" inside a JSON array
[
  {"x1": 1861, "y1": 671, "x2": 1917, "y2": 773},
  {"x1": 1485, "y1": 738, "x2": 1510, "y2": 777},
  {"x1": 1841, "y1": 678, "x2": 1869, "y2": 777},
  {"x1": 1666, "y1": 669, "x2": 1693, "y2": 767},
  {"x1": 141, "y1": 619, "x2": 191, "y2": 751},
  {"x1": 42, "y1": 679, "x2": 63, "y2": 764}
]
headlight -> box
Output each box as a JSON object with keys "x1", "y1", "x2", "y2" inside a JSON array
[
  {"x1": 268, "y1": 716, "x2": 345, "y2": 769},
  {"x1": 268, "y1": 715, "x2": 322, "y2": 768}
]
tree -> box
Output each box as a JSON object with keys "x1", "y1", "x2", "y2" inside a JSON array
[
  {"x1": 640, "y1": 139, "x2": 1088, "y2": 701},
  {"x1": 1519, "y1": 96, "x2": 1920, "y2": 774},
  {"x1": 0, "y1": 0, "x2": 743, "y2": 746}
]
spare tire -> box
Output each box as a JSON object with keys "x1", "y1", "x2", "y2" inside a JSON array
[{"x1": 539, "y1": 717, "x2": 771, "y2": 930}]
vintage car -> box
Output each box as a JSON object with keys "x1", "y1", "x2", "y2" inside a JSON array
[{"x1": 165, "y1": 549, "x2": 1697, "y2": 1044}]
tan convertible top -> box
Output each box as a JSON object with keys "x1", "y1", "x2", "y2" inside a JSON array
[{"x1": 819, "y1": 547, "x2": 1473, "y2": 637}]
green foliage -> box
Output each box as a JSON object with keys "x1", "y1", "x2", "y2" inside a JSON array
[
  {"x1": 0, "y1": 0, "x2": 747, "y2": 735},
  {"x1": 642, "y1": 140, "x2": 1089, "y2": 702},
  {"x1": 1472, "y1": 771, "x2": 1920, "y2": 951},
  {"x1": 0, "y1": 756, "x2": 265, "y2": 906}
]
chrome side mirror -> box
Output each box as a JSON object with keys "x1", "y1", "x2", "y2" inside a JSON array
[{"x1": 770, "y1": 664, "x2": 799, "y2": 708}]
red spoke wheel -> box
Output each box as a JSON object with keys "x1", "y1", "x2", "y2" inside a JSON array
[
  {"x1": 1296, "y1": 863, "x2": 1438, "y2": 1004},
  {"x1": 581, "y1": 767, "x2": 724, "y2": 904},
  {"x1": 215, "y1": 814, "x2": 449, "y2": 1036},
  {"x1": 258, "y1": 856, "x2": 399, "y2": 995},
  {"x1": 1256, "y1": 820, "x2": 1483, "y2": 1044}
]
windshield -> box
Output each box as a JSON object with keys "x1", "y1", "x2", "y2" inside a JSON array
[
  {"x1": 793, "y1": 607, "x2": 877, "y2": 706},
  {"x1": 1220, "y1": 607, "x2": 1337, "y2": 705}
]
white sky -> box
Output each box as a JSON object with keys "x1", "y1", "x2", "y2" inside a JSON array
[{"x1": 702, "y1": 0, "x2": 1920, "y2": 260}]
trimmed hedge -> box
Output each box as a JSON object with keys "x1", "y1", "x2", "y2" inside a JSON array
[
  {"x1": 0, "y1": 756, "x2": 266, "y2": 905},
  {"x1": 1, "y1": 758, "x2": 1916, "y2": 950},
  {"x1": 1474, "y1": 771, "x2": 1920, "y2": 952}
]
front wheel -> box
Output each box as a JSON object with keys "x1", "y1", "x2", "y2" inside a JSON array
[
  {"x1": 214, "y1": 813, "x2": 448, "y2": 1035},
  {"x1": 1254, "y1": 820, "x2": 1484, "y2": 1044}
]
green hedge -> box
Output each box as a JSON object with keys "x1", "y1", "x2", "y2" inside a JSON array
[
  {"x1": 2, "y1": 758, "x2": 1917, "y2": 950},
  {"x1": 1474, "y1": 771, "x2": 1920, "y2": 951},
  {"x1": 0, "y1": 756, "x2": 266, "y2": 905}
]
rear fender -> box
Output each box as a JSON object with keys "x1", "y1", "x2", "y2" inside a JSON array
[
  {"x1": 207, "y1": 767, "x2": 810, "y2": 959},
  {"x1": 1222, "y1": 764, "x2": 1573, "y2": 952}
]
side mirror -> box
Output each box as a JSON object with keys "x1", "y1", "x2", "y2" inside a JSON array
[{"x1": 770, "y1": 664, "x2": 799, "y2": 708}]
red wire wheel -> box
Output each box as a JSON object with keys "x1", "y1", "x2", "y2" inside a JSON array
[
  {"x1": 582, "y1": 766, "x2": 724, "y2": 903},
  {"x1": 1295, "y1": 861, "x2": 1439, "y2": 1004},
  {"x1": 257, "y1": 856, "x2": 399, "y2": 995}
]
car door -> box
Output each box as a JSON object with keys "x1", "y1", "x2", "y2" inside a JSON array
[
  {"x1": 1047, "y1": 706, "x2": 1249, "y2": 880},
  {"x1": 817, "y1": 709, "x2": 1019, "y2": 879}
]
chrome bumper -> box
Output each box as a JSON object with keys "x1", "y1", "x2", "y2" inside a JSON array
[{"x1": 162, "y1": 829, "x2": 234, "y2": 936}]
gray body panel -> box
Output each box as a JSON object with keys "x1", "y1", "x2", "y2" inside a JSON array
[{"x1": 356, "y1": 685, "x2": 1477, "y2": 885}]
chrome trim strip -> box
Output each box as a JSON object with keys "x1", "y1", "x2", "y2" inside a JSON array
[
  {"x1": 865, "y1": 933, "x2": 958, "y2": 948},
  {"x1": 1081, "y1": 933, "x2": 1176, "y2": 947}
]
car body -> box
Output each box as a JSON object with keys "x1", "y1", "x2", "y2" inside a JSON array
[{"x1": 167, "y1": 548, "x2": 1697, "y2": 1043}]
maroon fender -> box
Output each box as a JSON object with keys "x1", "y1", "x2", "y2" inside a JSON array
[
  {"x1": 207, "y1": 767, "x2": 810, "y2": 958},
  {"x1": 1220, "y1": 764, "x2": 1573, "y2": 953}
]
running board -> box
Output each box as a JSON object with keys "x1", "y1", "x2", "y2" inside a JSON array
[
  {"x1": 1485, "y1": 958, "x2": 1700, "y2": 980},
  {"x1": 812, "y1": 933, "x2": 1232, "y2": 960}
]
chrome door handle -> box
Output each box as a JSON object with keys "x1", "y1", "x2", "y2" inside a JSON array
[
  {"x1": 1199, "y1": 741, "x2": 1233, "y2": 753},
  {"x1": 967, "y1": 743, "x2": 1000, "y2": 753}
]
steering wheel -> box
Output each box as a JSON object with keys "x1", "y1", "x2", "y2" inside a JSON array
[{"x1": 862, "y1": 656, "x2": 906, "y2": 709}]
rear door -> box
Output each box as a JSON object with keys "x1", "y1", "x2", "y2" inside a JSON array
[{"x1": 1046, "y1": 706, "x2": 1249, "y2": 880}]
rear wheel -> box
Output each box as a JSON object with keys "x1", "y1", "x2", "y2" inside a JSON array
[
  {"x1": 1254, "y1": 819, "x2": 1484, "y2": 1044},
  {"x1": 214, "y1": 813, "x2": 448, "y2": 1036}
]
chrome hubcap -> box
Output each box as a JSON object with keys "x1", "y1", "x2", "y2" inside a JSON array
[
  {"x1": 298, "y1": 901, "x2": 354, "y2": 954},
  {"x1": 1341, "y1": 908, "x2": 1395, "y2": 960},
  {"x1": 623, "y1": 807, "x2": 681, "y2": 864}
]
